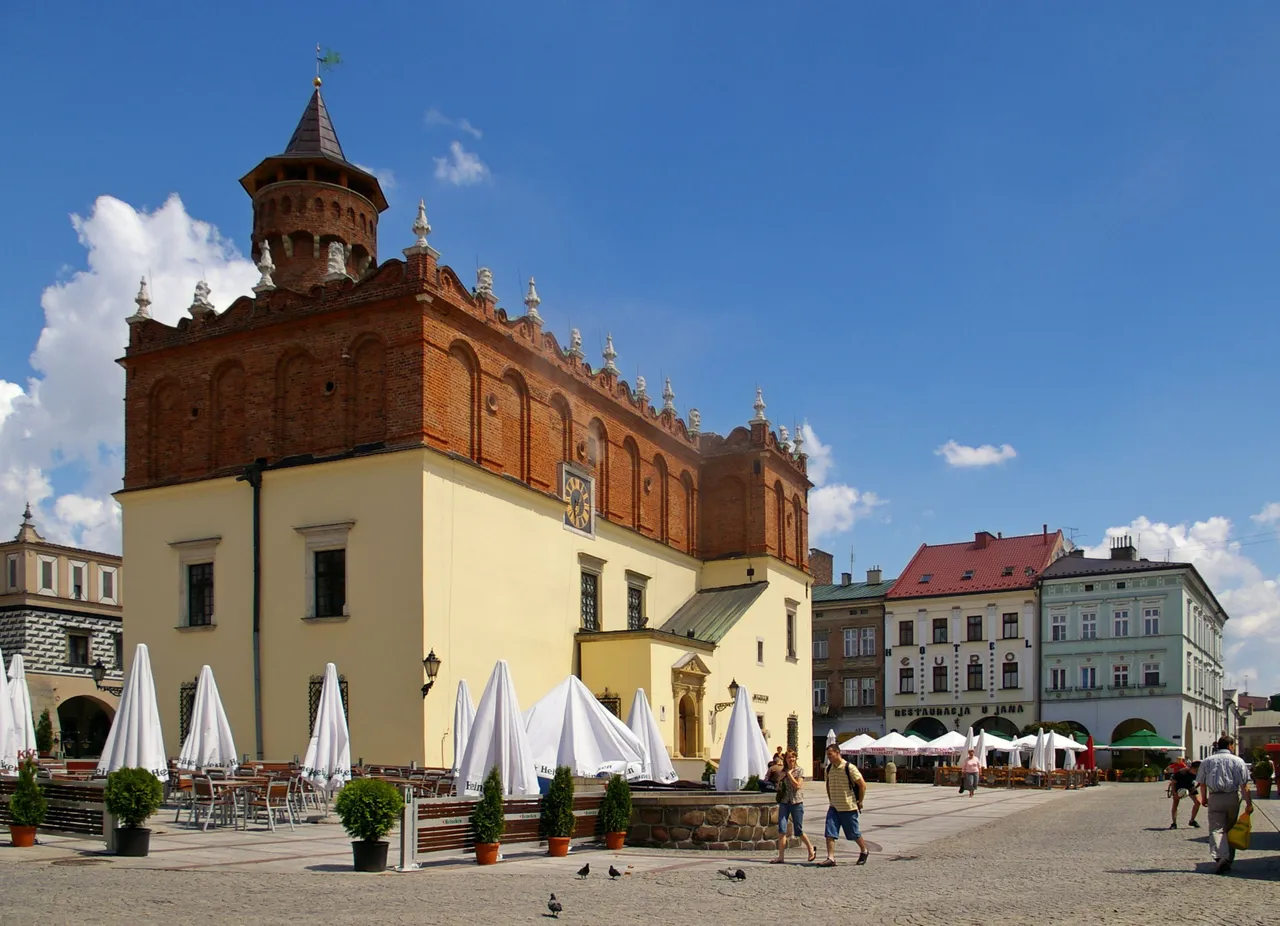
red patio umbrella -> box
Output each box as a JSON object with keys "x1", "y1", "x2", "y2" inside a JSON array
[{"x1": 1084, "y1": 735, "x2": 1096, "y2": 771}]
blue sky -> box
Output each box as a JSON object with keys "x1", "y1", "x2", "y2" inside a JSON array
[{"x1": 2, "y1": 2, "x2": 1278, "y2": 689}]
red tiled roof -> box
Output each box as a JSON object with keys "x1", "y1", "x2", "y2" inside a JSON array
[{"x1": 886, "y1": 530, "x2": 1064, "y2": 599}]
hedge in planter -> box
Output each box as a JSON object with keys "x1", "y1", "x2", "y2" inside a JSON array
[
  {"x1": 9, "y1": 756, "x2": 47, "y2": 847},
  {"x1": 335, "y1": 777, "x2": 403, "y2": 872},
  {"x1": 35, "y1": 710, "x2": 54, "y2": 756},
  {"x1": 600, "y1": 774, "x2": 631, "y2": 850},
  {"x1": 541, "y1": 766, "x2": 576, "y2": 856},
  {"x1": 103, "y1": 768, "x2": 164, "y2": 857},
  {"x1": 471, "y1": 766, "x2": 505, "y2": 865}
]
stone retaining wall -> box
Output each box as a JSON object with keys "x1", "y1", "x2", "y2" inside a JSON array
[{"x1": 627, "y1": 792, "x2": 781, "y2": 850}]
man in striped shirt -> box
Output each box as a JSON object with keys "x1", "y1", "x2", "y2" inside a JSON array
[
  {"x1": 1195, "y1": 734, "x2": 1252, "y2": 875},
  {"x1": 820, "y1": 743, "x2": 869, "y2": 867}
]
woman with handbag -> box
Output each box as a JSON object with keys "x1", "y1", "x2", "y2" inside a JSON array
[{"x1": 772, "y1": 750, "x2": 817, "y2": 864}]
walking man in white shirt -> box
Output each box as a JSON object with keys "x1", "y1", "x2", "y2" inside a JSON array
[{"x1": 1195, "y1": 735, "x2": 1252, "y2": 875}]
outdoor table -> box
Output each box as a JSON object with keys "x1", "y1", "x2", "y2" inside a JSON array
[{"x1": 211, "y1": 779, "x2": 265, "y2": 829}]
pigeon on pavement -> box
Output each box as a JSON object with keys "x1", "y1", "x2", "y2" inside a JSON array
[
  {"x1": 719, "y1": 868, "x2": 747, "y2": 881},
  {"x1": 576, "y1": 862, "x2": 591, "y2": 879},
  {"x1": 547, "y1": 894, "x2": 562, "y2": 918},
  {"x1": 608, "y1": 865, "x2": 621, "y2": 879}
]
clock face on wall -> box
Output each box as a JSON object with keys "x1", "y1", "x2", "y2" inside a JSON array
[{"x1": 560, "y1": 464, "x2": 595, "y2": 537}]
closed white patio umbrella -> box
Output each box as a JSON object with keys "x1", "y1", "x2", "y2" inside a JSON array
[
  {"x1": 302, "y1": 663, "x2": 351, "y2": 793},
  {"x1": 8, "y1": 654, "x2": 36, "y2": 756},
  {"x1": 0, "y1": 647, "x2": 18, "y2": 772},
  {"x1": 176, "y1": 665, "x2": 237, "y2": 770},
  {"x1": 627, "y1": 689, "x2": 678, "y2": 783},
  {"x1": 96, "y1": 644, "x2": 168, "y2": 781},
  {"x1": 456, "y1": 660, "x2": 539, "y2": 797},
  {"x1": 524, "y1": 675, "x2": 646, "y2": 780},
  {"x1": 714, "y1": 684, "x2": 770, "y2": 791},
  {"x1": 451, "y1": 679, "x2": 475, "y2": 777}
]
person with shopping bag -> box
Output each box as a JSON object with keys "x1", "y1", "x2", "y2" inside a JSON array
[{"x1": 1195, "y1": 734, "x2": 1253, "y2": 875}]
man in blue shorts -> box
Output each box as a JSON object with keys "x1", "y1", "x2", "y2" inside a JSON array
[{"x1": 819, "y1": 743, "x2": 868, "y2": 867}]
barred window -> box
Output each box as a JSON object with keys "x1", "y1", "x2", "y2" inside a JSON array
[
  {"x1": 581, "y1": 570, "x2": 599, "y2": 631},
  {"x1": 187, "y1": 563, "x2": 214, "y2": 626},
  {"x1": 627, "y1": 584, "x2": 644, "y2": 630}
]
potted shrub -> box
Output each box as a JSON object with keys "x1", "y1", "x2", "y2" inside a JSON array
[
  {"x1": 1253, "y1": 755, "x2": 1274, "y2": 799},
  {"x1": 742, "y1": 774, "x2": 762, "y2": 792},
  {"x1": 35, "y1": 710, "x2": 54, "y2": 758},
  {"x1": 8, "y1": 755, "x2": 47, "y2": 847},
  {"x1": 103, "y1": 767, "x2": 164, "y2": 857},
  {"x1": 541, "y1": 766, "x2": 576, "y2": 857},
  {"x1": 471, "y1": 766, "x2": 505, "y2": 865},
  {"x1": 599, "y1": 774, "x2": 632, "y2": 851},
  {"x1": 334, "y1": 777, "x2": 403, "y2": 872}
]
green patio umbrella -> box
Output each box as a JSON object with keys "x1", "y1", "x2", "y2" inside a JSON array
[{"x1": 1106, "y1": 730, "x2": 1180, "y2": 751}]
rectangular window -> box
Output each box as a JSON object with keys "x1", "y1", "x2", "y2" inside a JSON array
[
  {"x1": 843, "y1": 628, "x2": 856, "y2": 658},
  {"x1": 114, "y1": 632, "x2": 124, "y2": 667},
  {"x1": 1113, "y1": 609, "x2": 1129, "y2": 637},
  {"x1": 899, "y1": 668, "x2": 914, "y2": 694},
  {"x1": 314, "y1": 549, "x2": 347, "y2": 618},
  {"x1": 1081, "y1": 612, "x2": 1097, "y2": 639},
  {"x1": 932, "y1": 618, "x2": 948, "y2": 644},
  {"x1": 812, "y1": 632, "x2": 828, "y2": 660},
  {"x1": 757, "y1": 639, "x2": 765, "y2": 665},
  {"x1": 627, "y1": 584, "x2": 645, "y2": 631},
  {"x1": 1050, "y1": 667, "x2": 1067, "y2": 690},
  {"x1": 5, "y1": 554, "x2": 16, "y2": 591},
  {"x1": 843, "y1": 677, "x2": 856, "y2": 707},
  {"x1": 38, "y1": 556, "x2": 56, "y2": 595},
  {"x1": 1143, "y1": 662, "x2": 1161, "y2": 686},
  {"x1": 1143, "y1": 607, "x2": 1160, "y2": 635},
  {"x1": 1002, "y1": 566, "x2": 1014, "y2": 576},
  {"x1": 966, "y1": 615, "x2": 983, "y2": 642},
  {"x1": 899, "y1": 621, "x2": 914, "y2": 646},
  {"x1": 860, "y1": 627, "x2": 876, "y2": 656},
  {"x1": 861, "y1": 677, "x2": 875, "y2": 706},
  {"x1": 961, "y1": 570, "x2": 974, "y2": 581},
  {"x1": 1081, "y1": 666, "x2": 1096, "y2": 689},
  {"x1": 932, "y1": 665, "x2": 948, "y2": 692},
  {"x1": 1002, "y1": 612, "x2": 1019, "y2": 639},
  {"x1": 1051, "y1": 613, "x2": 1067, "y2": 642},
  {"x1": 580, "y1": 570, "x2": 599, "y2": 631},
  {"x1": 967, "y1": 663, "x2": 984, "y2": 691},
  {"x1": 100, "y1": 566, "x2": 118, "y2": 605},
  {"x1": 187, "y1": 563, "x2": 214, "y2": 626},
  {"x1": 67, "y1": 633, "x2": 90, "y2": 667},
  {"x1": 812, "y1": 678, "x2": 828, "y2": 708},
  {"x1": 70, "y1": 562, "x2": 86, "y2": 600},
  {"x1": 1002, "y1": 661, "x2": 1019, "y2": 689},
  {"x1": 786, "y1": 609, "x2": 796, "y2": 659},
  {"x1": 1113, "y1": 664, "x2": 1129, "y2": 689}
]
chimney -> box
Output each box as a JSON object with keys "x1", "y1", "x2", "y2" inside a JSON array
[
  {"x1": 840, "y1": 572, "x2": 852, "y2": 586},
  {"x1": 1109, "y1": 535, "x2": 1137, "y2": 561},
  {"x1": 1043, "y1": 523, "x2": 1048, "y2": 544},
  {"x1": 997, "y1": 531, "x2": 1002, "y2": 539},
  {"x1": 808, "y1": 548, "x2": 833, "y2": 585},
  {"x1": 867, "y1": 566, "x2": 882, "y2": 585},
  {"x1": 974, "y1": 531, "x2": 995, "y2": 550}
]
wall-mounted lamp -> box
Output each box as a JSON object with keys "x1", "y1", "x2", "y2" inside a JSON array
[
  {"x1": 713, "y1": 678, "x2": 741, "y2": 714},
  {"x1": 421, "y1": 649, "x2": 442, "y2": 698},
  {"x1": 90, "y1": 660, "x2": 123, "y2": 697}
]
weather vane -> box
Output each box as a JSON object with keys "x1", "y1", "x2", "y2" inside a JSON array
[{"x1": 315, "y1": 44, "x2": 342, "y2": 87}]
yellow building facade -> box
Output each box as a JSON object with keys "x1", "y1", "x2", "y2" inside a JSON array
[{"x1": 117, "y1": 85, "x2": 812, "y2": 772}]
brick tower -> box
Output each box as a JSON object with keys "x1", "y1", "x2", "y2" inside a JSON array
[{"x1": 239, "y1": 78, "x2": 389, "y2": 291}]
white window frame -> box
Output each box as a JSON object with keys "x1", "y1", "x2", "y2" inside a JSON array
[
  {"x1": 812, "y1": 631, "x2": 828, "y2": 661},
  {"x1": 843, "y1": 676, "x2": 856, "y2": 707},
  {"x1": 98, "y1": 565, "x2": 119, "y2": 605},
  {"x1": 1050, "y1": 613, "x2": 1067, "y2": 642},
  {"x1": 860, "y1": 676, "x2": 876, "y2": 706},
  {"x1": 295, "y1": 521, "x2": 354, "y2": 620},
  {"x1": 169, "y1": 536, "x2": 221, "y2": 628},
  {"x1": 1142, "y1": 662, "x2": 1161, "y2": 686},
  {"x1": 1002, "y1": 661, "x2": 1020, "y2": 690},
  {"x1": 1143, "y1": 606, "x2": 1160, "y2": 635},
  {"x1": 5, "y1": 553, "x2": 17, "y2": 592},
  {"x1": 859, "y1": 627, "x2": 876, "y2": 657},
  {"x1": 1113, "y1": 664, "x2": 1129, "y2": 688},
  {"x1": 843, "y1": 627, "x2": 856, "y2": 658},
  {"x1": 1049, "y1": 667, "x2": 1067, "y2": 691},
  {"x1": 68, "y1": 560, "x2": 88, "y2": 601},
  {"x1": 1113, "y1": 609, "x2": 1130, "y2": 637},
  {"x1": 1081, "y1": 612, "x2": 1097, "y2": 640},
  {"x1": 812, "y1": 678, "x2": 828, "y2": 708},
  {"x1": 899, "y1": 668, "x2": 915, "y2": 694},
  {"x1": 37, "y1": 554, "x2": 58, "y2": 596},
  {"x1": 1081, "y1": 665, "x2": 1097, "y2": 689}
]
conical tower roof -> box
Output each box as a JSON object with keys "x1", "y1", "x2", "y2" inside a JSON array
[{"x1": 284, "y1": 88, "x2": 347, "y2": 162}]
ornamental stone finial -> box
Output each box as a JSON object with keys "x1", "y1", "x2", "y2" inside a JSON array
[
  {"x1": 524, "y1": 277, "x2": 542, "y2": 323},
  {"x1": 688, "y1": 408, "x2": 701, "y2": 436},
  {"x1": 792, "y1": 424, "x2": 804, "y2": 457},
  {"x1": 635, "y1": 375, "x2": 648, "y2": 403},
  {"x1": 412, "y1": 199, "x2": 432, "y2": 247},
  {"x1": 568, "y1": 328, "x2": 584, "y2": 363},
  {"x1": 476, "y1": 267, "x2": 495, "y2": 301},
  {"x1": 127, "y1": 277, "x2": 152, "y2": 326},
  {"x1": 662, "y1": 378, "x2": 675, "y2": 413},
  {"x1": 22, "y1": 501, "x2": 33, "y2": 524},
  {"x1": 752, "y1": 386, "x2": 767, "y2": 422},
  {"x1": 254, "y1": 240, "x2": 277, "y2": 294},
  {"x1": 189, "y1": 280, "x2": 215, "y2": 319},
  {"x1": 602, "y1": 334, "x2": 619, "y2": 375}
]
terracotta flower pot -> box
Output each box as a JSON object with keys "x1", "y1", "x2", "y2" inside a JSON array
[
  {"x1": 475, "y1": 842, "x2": 501, "y2": 865},
  {"x1": 1256, "y1": 779, "x2": 1273, "y2": 800},
  {"x1": 547, "y1": 836, "x2": 571, "y2": 857},
  {"x1": 605, "y1": 831, "x2": 626, "y2": 851},
  {"x1": 9, "y1": 825, "x2": 36, "y2": 848}
]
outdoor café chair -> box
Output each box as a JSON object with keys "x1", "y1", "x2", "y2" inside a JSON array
[{"x1": 246, "y1": 779, "x2": 296, "y2": 832}]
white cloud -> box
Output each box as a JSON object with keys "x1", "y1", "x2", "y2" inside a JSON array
[
  {"x1": 1252, "y1": 502, "x2": 1280, "y2": 526},
  {"x1": 425, "y1": 109, "x2": 483, "y2": 139},
  {"x1": 800, "y1": 422, "x2": 885, "y2": 543},
  {"x1": 935, "y1": 439, "x2": 1017, "y2": 468},
  {"x1": 1083, "y1": 515, "x2": 1280, "y2": 693},
  {"x1": 354, "y1": 164, "x2": 397, "y2": 191},
  {"x1": 0, "y1": 194, "x2": 257, "y2": 552},
  {"x1": 434, "y1": 142, "x2": 490, "y2": 186}
]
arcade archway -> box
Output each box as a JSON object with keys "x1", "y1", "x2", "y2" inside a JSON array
[
  {"x1": 973, "y1": 715, "x2": 1020, "y2": 738},
  {"x1": 57, "y1": 695, "x2": 114, "y2": 759},
  {"x1": 904, "y1": 717, "x2": 947, "y2": 740}
]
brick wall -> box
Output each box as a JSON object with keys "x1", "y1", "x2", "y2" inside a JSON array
[{"x1": 809, "y1": 549, "x2": 833, "y2": 585}]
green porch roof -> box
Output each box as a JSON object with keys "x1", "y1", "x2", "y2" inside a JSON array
[{"x1": 659, "y1": 582, "x2": 769, "y2": 644}]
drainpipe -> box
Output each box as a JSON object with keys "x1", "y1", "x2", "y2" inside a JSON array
[{"x1": 237, "y1": 459, "x2": 267, "y2": 760}]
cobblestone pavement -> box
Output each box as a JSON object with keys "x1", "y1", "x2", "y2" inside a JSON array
[{"x1": 1, "y1": 784, "x2": 1276, "y2": 925}]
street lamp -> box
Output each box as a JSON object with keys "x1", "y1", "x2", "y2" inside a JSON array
[
  {"x1": 421, "y1": 649, "x2": 442, "y2": 698},
  {"x1": 90, "y1": 660, "x2": 123, "y2": 697},
  {"x1": 713, "y1": 678, "x2": 741, "y2": 714}
]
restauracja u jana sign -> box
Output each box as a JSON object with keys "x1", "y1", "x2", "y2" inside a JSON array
[{"x1": 892, "y1": 704, "x2": 1026, "y2": 718}]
